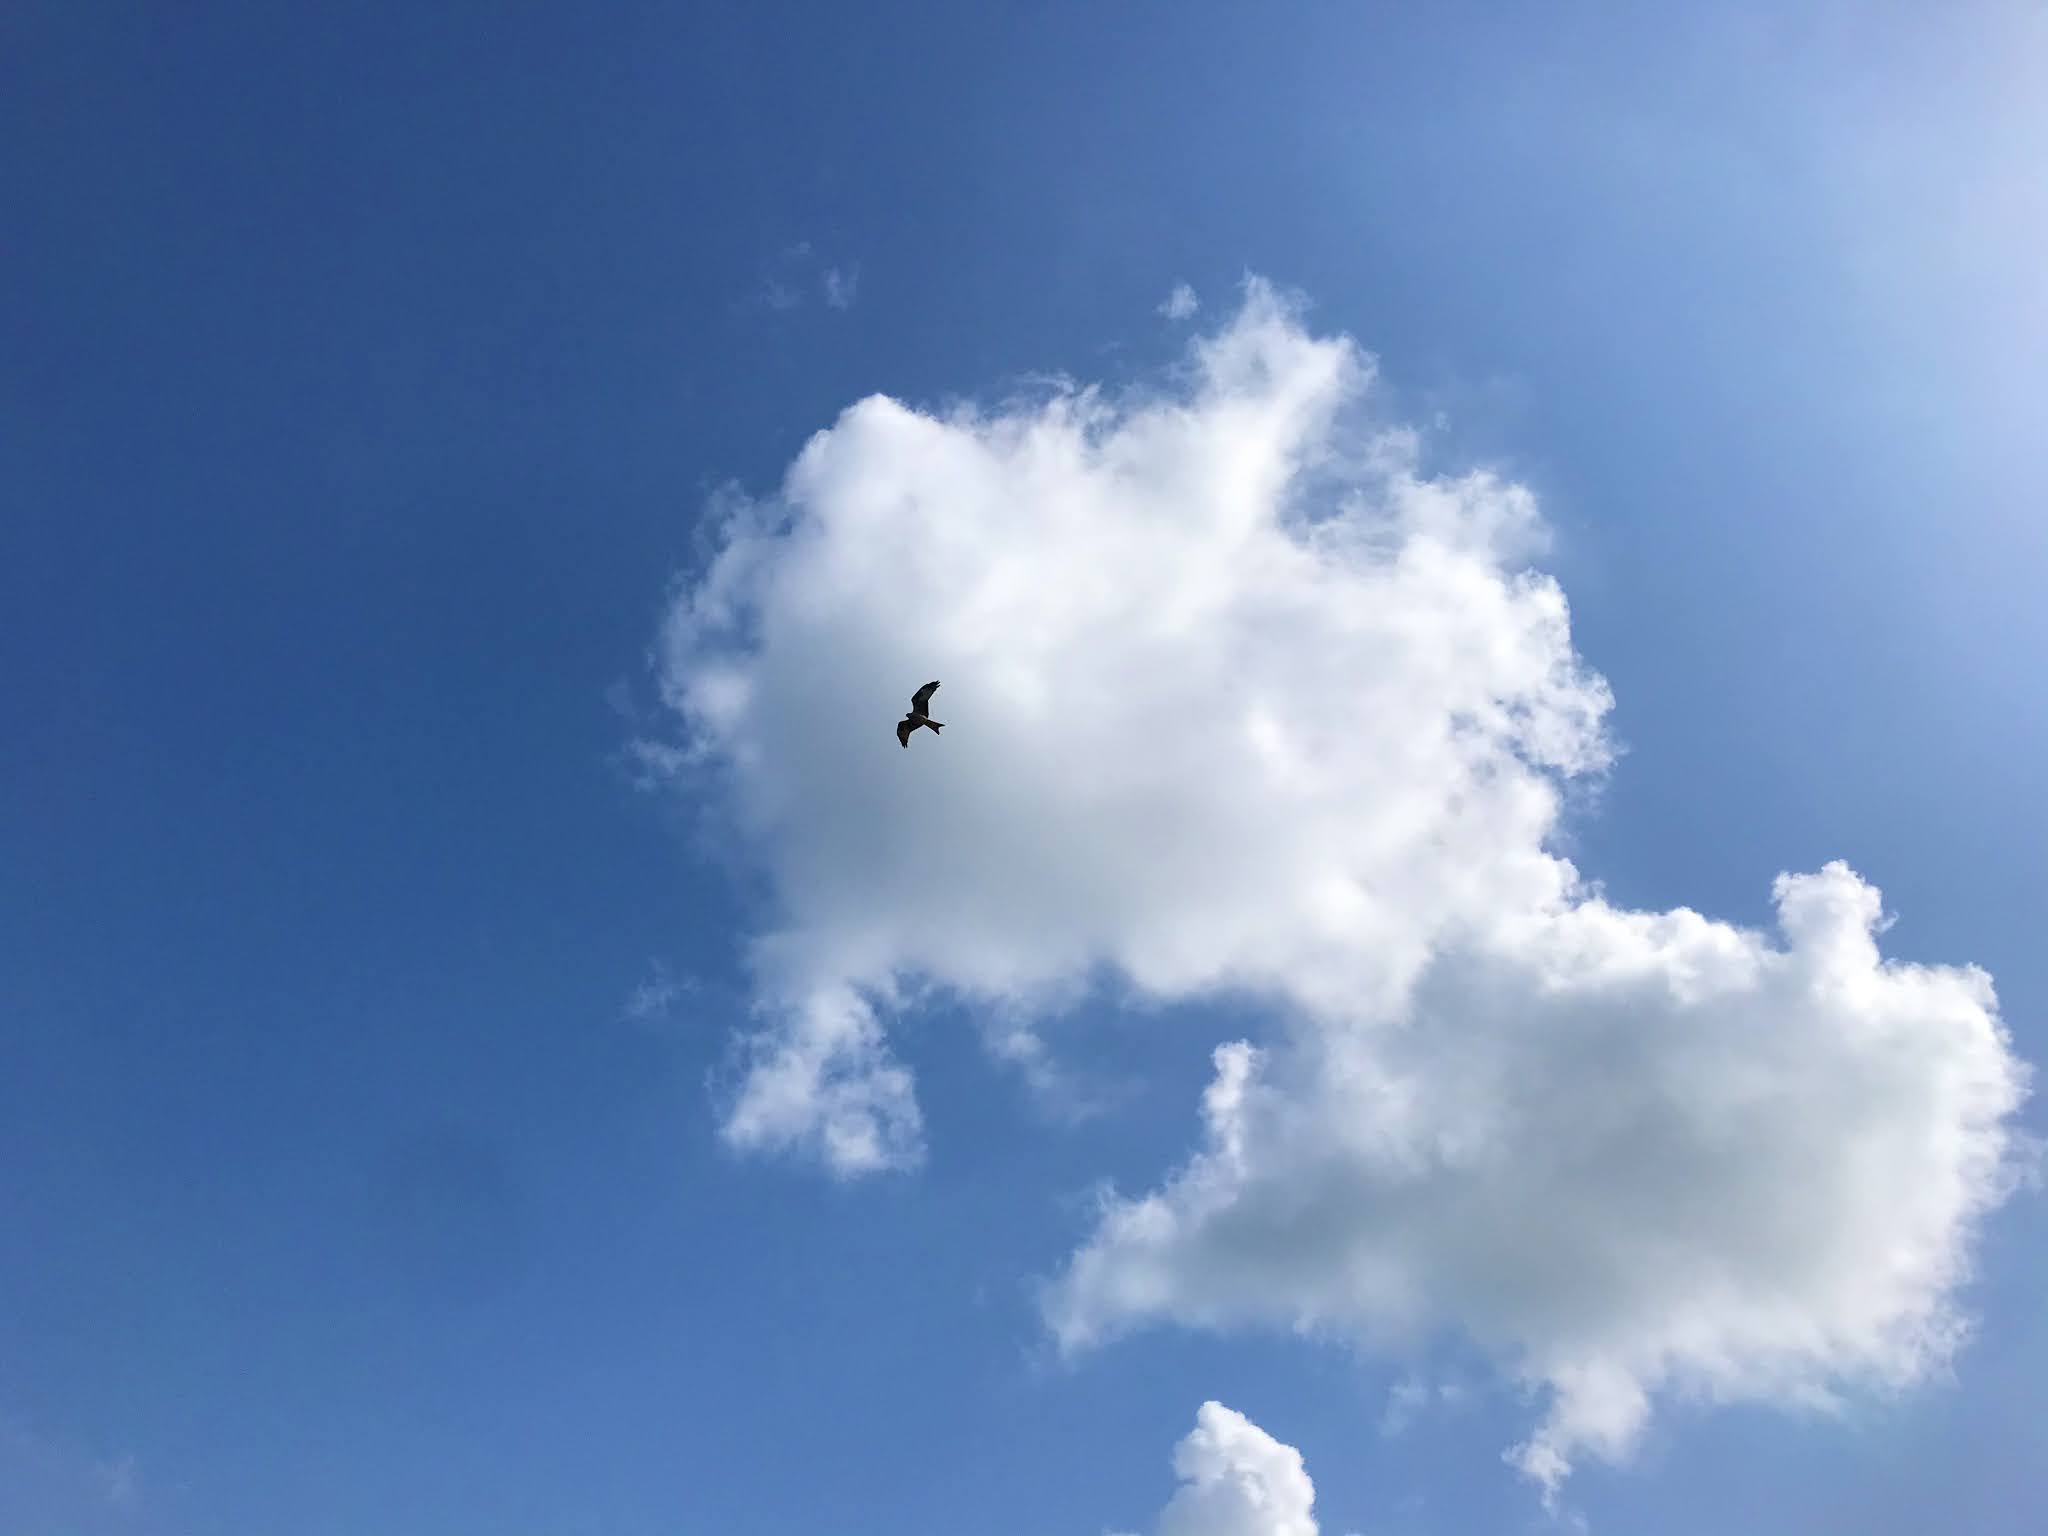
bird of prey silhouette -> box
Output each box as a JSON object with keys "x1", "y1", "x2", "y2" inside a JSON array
[{"x1": 897, "y1": 681, "x2": 944, "y2": 748}]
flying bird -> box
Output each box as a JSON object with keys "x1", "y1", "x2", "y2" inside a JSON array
[{"x1": 897, "y1": 680, "x2": 944, "y2": 748}]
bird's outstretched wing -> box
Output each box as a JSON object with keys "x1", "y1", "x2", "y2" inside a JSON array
[
  {"x1": 896, "y1": 717, "x2": 914, "y2": 748},
  {"x1": 911, "y1": 680, "x2": 940, "y2": 713}
]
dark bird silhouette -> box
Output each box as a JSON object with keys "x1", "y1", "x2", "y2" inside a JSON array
[{"x1": 897, "y1": 681, "x2": 944, "y2": 748}]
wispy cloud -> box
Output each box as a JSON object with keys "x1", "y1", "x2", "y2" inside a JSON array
[
  {"x1": 1117, "y1": 1403, "x2": 1320, "y2": 1536},
  {"x1": 1159, "y1": 282, "x2": 1199, "y2": 320},
  {"x1": 0, "y1": 1419, "x2": 147, "y2": 1532},
  {"x1": 1379, "y1": 1372, "x2": 1471, "y2": 1438},
  {"x1": 623, "y1": 959, "x2": 693, "y2": 1025},
  {"x1": 98, "y1": 1454, "x2": 139, "y2": 1512},
  {"x1": 738, "y1": 244, "x2": 861, "y2": 315},
  {"x1": 822, "y1": 264, "x2": 860, "y2": 310}
]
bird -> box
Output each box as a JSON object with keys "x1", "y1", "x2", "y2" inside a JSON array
[{"x1": 896, "y1": 680, "x2": 944, "y2": 748}]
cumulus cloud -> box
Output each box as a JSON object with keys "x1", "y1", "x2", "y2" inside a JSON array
[
  {"x1": 1161, "y1": 282, "x2": 1200, "y2": 320},
  {"x1": 1121, "y1": 1403, "x2": 1319, "y2": 1536},
  {"x1": 648, "y1": 279, "x2": 2029, "y2": 1481},
  {"x1": 1049, "y1": 864, "x2": 2027, "y2": 1491},
  {"x1": 658, "y1": 278, "x2": 1602, "y2": 1163}
]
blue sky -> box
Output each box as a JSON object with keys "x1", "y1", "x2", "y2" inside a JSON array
[{"x1": 5, "y1": 3, "x2": 2045, "y2": 1532}]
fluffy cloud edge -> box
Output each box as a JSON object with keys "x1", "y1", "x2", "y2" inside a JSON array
[
  {"x1": 1110, "y1": 1402, "x2": 1320, "y2": 1536},
  {"x1": 1047, "y1": 862, "x2": 2029, "y2": 1492},
  {"x1": 656, "y1": 277, "x2": 1615, "y2": 1173}
]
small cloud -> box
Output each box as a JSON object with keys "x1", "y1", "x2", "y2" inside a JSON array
[
  {"x1": 1379, "y1": 1375, "x2": 1431, "y2": 1438},
  {"x1": 1159, "y1": 282, "x2": 1199, "y2": 320},
  {"x1": 738, "y1": 244, "x2": 861, "y2": 316},
  {"x1": 1380, "y1": 1372, "x2": 1471, "y2": 1438},
  {"x1": 980, "y1": 1019, "x2": 1128, "y2": 1127},
  {"x1": 604, "y1": 676, "x2": 640, "y2": 721},
  {"x1": 0, "y1": 1420, "x2": 146, "y2": 1529},
  {"x1": 1148, "y1": 1403, "x2": 1320, "y2": 1536},
  {"x1": 823, "y1": 264, "x2": 860, "y2": 310},
  {"x1": 622, "y1": 737, "x2": 693, "y2": 790},
  {"x1": 624, "y1": 960, "x2": 693, "y2": 1025},
  {"x1": 97, "y1": 1453, "x2": 140, "y2": 1510}
]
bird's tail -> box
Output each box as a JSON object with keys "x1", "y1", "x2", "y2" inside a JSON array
[{"x1": 927, "y1": 720, "x2": 944, "y2": 732}]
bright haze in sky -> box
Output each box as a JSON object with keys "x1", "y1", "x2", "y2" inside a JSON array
[{"x1": 6, "y1": 4, "x2": 2045, "y2": 1534}]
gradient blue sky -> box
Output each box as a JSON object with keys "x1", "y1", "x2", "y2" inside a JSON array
[{"x1": 5, "y1": 3, "x2": 2046, "y2": 1532}]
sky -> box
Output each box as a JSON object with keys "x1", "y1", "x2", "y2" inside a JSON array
[{"x1": 4, "y1": 2, "x2": 2047, "y2": 1533}]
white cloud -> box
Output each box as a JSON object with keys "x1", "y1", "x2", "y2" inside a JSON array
[
  {"x1": 738, "y1": 244, "x2": 860, "y2": 316},
  {"x1": 1379, "y1": 1371, "x2": 1469, "y2": 1438},
  {"x1": 622, "y1": 960, "x2": 693, "y2": 1026},
  {"x1": 721, "y1": 982, "x2": 921, "y2": 1175},
  {"x1": 649, "y1": 280, "x2": 2029, "y2": 1481},
  {"x1": 823, "y1": 264, "x2": 860, "y2": 310},
  {"x1": 1049, "y1": 864, "x2": 2027, "y2": 1493},
  {"x1": 1161, "y1": 282, "x2": 1200, "y2": 320},
  {"x1": 657, "y1": 278, "x2": 1601, "y2": 1165},
  {"x1": 1120, "y1": 1403, "x2": 1319, "y2": 1536}
]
